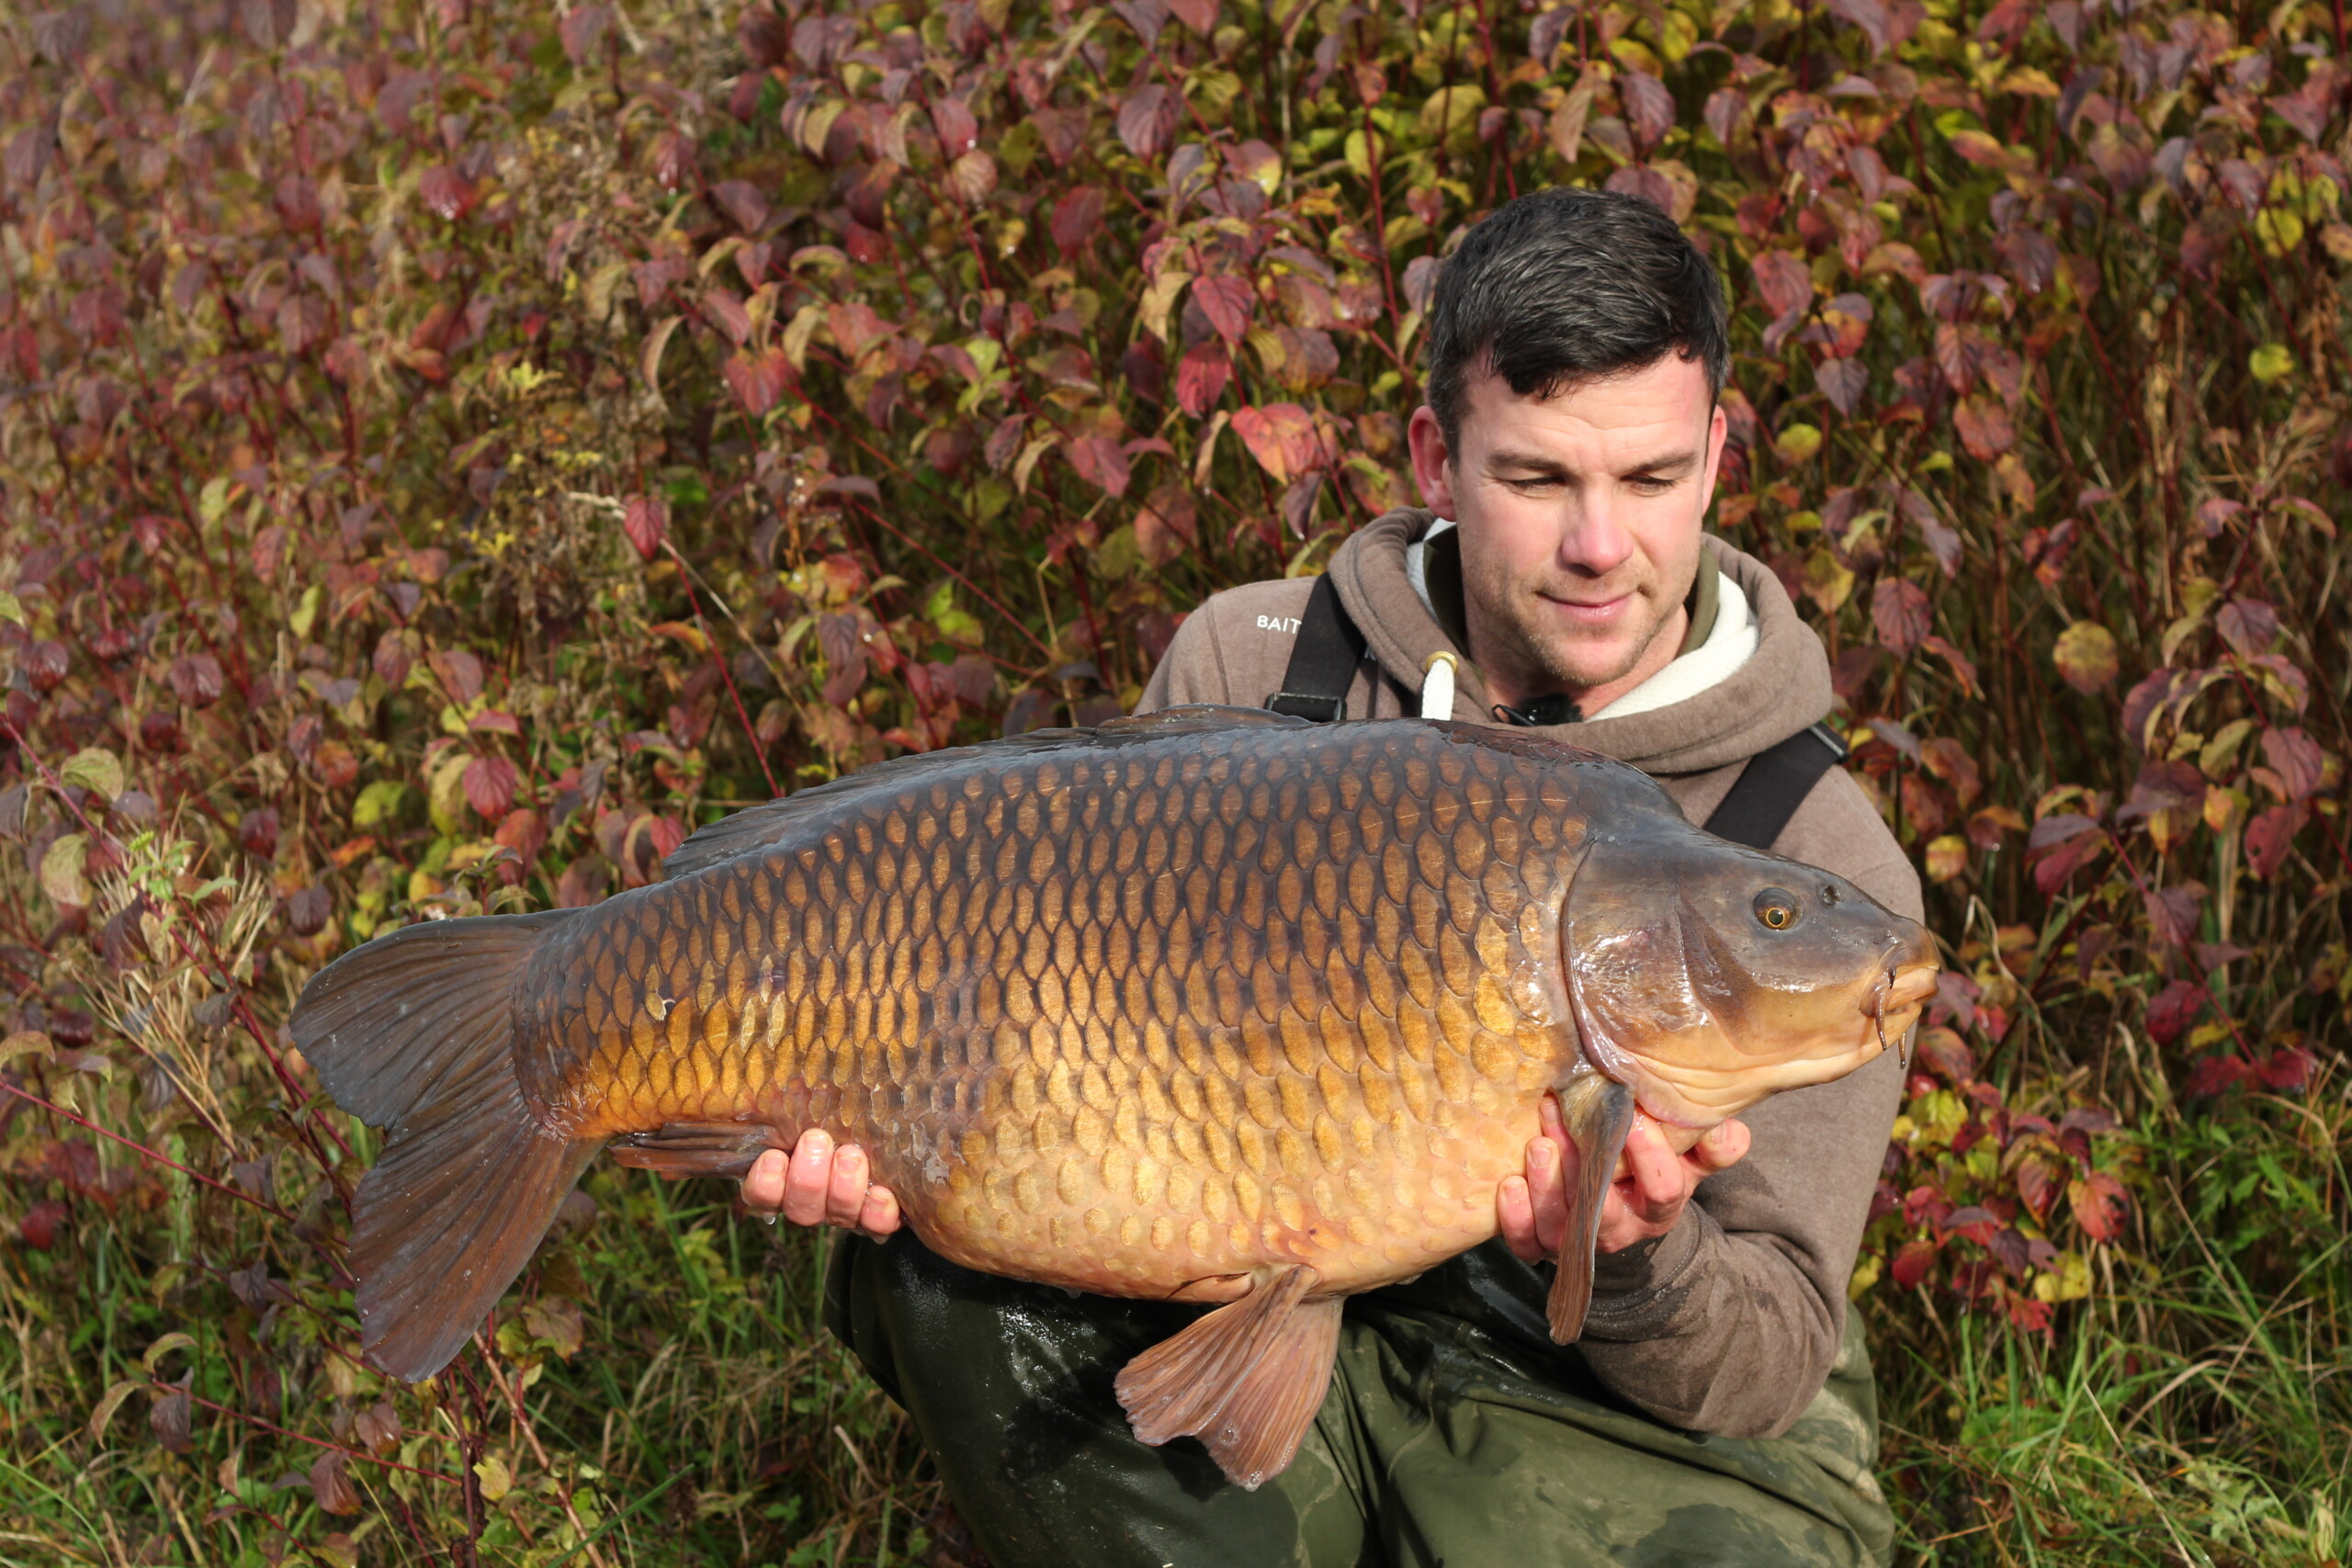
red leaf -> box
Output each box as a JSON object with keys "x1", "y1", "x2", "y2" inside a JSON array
[
  {"x1": 1169, "y1": 0, "x2": 1219, "y2": 34},
  {"x1": 419, "y1": 166, "x2": 479, "y2": 222},
  {"x1": 2186, "y1": 1054, "x2": 2251, "y2": 1099},
  {"x1": 1953, "y1": 394, "x2": 2015, "y2": 459},
  {"x1": 1619, "y1": 73, "x2": 1675, "y2": 152},
  {"x1": 1871, "y1": 577, "x2": 1930, "y2": 655},
  {"x1": 723, "y1": 347, "x2": 792, "y2": 416},
  {"x1": 1176, "y1": 343, "x2": 1231, "y2": 416},
  {"x1": 2144, "y1": 978, "x2": 2209, "y2": 1046},
  {"x1": 712, "y1": 179, "x2": 770, "y2": 232},
  {"x1": 1751, "y1": 250, "x2": 1813, "y2": 321},
  {"x1": 623, "y1": 495, "x2": 670, "y2": 562},
  {"x1": 1117, "y1": 85, "x2": 1179, "y2": 159},
  {"x1": 311, "y1": 1450, "x2": 362, "y2": 1517},
  {"x1": 2257, "y1": 1045, "x2": 2317, "y2": 1092},
  {"x1": 932, "y1": 97, "x2": 979, "y2": 156},
  {"x1": 2067, "y1": 1171, "x2": 2129, "y2": 1243},
  {"x1": 1051, "y1": 186, "x2": 1106, "y2": 252},
  {"x1": 1891, "y1": 1237, "x2": 1939, "y2": 1289},
  {"x1": 427, "y1": 649, "x2": 485, "y2": 705},
  {"x1": 1067, "y1": 435, "x2": 1130, "y2": 498},
  {"x1": 1232, "y1": 403, "x2": 1321, "y2": 484},
  {"x1": 463, "y1": 756, "x2": 518, "y2": 820},
  {"x1": 559, "y1": 5, "x2": 612, "y2": 62},
  {"x1": 1193, "y1": 275, "x2": 1255, "y2": 345},
  {"x1": 2259, "y1": 726, "x2": 2324, "y2": 801},
  {"x1": 1817, "y1": 357, "x2": 1869, "y2": 415},
  {"x1": 2245, "y1": 804, "x2": 2305, "y2": 880}
]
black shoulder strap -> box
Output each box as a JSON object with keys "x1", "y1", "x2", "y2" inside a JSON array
[
  {"x1": 1702, "y1": 723, "x2": 1849, "y2": 852},
  {"x1": 1263, "y1": 574, "x2": 1366, "y2": 723}
]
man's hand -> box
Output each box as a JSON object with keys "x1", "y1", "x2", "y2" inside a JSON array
[
  {"x1": 741, "y1": 1131, "x2": 902, "y2": 1240},
  {"x1": 1498, "y1": 1094, "x2": 1748, "y2": 1263}
]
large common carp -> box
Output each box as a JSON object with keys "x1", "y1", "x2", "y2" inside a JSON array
[{"x1": 291, "y1": 706, "x2": 1936, "y2": 1486}]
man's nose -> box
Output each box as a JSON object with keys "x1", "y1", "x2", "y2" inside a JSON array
[{"x1": 1557, "y1": 487, "x2": 1636, "y2": 577}]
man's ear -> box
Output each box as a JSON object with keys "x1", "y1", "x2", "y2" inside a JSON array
[
  {"x1": 1697, "y1": 400, "x2": 1729, "y2": 515},
  {"x1": 1408, "y1": 405, "x2": 1458, "y2": 516}
]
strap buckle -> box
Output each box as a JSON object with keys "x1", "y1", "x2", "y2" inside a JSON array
[{"x1": 1265, "y1": 692, "x2": 1345, "y2": 723}]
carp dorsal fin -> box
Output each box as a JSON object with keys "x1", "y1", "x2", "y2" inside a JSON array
[
  {"x1": 1547, "y1": 1069, "x2": 1639, "y2": 1344},
  {"x1": 660, "y1": 705, "x2": 1307, "y2": 880},
  {"x1": 1114, "y1": 1264, "x2": 1341, "y2": 1490},
  {"x1": 1091, "y1": 703, "x2": 1312, "y2": 736}
]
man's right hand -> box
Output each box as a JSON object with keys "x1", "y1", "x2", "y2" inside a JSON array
[{"x1": 741, "y1": 1130, "x2": 902, "y2": 1240}]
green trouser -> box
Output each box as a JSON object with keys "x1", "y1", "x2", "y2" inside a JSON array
[{"x1": 825, "y1": 1233, "x2": 1894, "y2": 1567}]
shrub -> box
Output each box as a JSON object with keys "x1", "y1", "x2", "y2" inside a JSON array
[{"x1": 1, "y1": 0, "x2": 2344, "y2": 1561}]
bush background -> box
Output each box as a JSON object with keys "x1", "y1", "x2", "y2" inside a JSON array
[{"x1": 1, "y1": 0, "x2": 2346, "y2": 1561}]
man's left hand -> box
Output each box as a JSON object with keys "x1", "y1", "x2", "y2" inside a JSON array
[{"x1": 1497, "y1": 1095, "x2": 1749, "y2": 1262}]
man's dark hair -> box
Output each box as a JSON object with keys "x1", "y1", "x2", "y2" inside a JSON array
[{"x1": 1423, "y1": 187, "x2": 1729, "y2": 449}]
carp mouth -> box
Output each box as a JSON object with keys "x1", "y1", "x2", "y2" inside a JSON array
[{"x1": 1867, "y1": 958, "x2": 1939, "y2": 1068}]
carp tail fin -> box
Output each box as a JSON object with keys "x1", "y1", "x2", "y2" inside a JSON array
[
  {"x1": 1547, "y1": 1071, "x2": 1639, "y2": 1344},
  {"x1": 291, "y1": 913, "x2": 600, "y2": 1381},
  {"x1": 1114, "y1": 1265, "x2": 1341, "y2": 1490}
]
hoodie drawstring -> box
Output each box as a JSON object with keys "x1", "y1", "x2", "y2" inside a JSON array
[{"x1": 1420, "y1": 651, "x2": 1457, "y2": 721}]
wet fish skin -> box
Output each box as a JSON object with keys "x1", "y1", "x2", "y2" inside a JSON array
[
  {"x1": 290, "y1": 706, "x2": 1937, "y2": 1485},
  {"x1": 531, "y1": 712, "x2": 1612, "y2": 1302}
]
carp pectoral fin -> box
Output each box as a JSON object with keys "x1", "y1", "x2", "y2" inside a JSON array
[
  {"x1": 288, "y1": 912, "x2": 600, "y2": 1382},
  {"x1": 609, "y1": 1122, "x2": 788, "y2": 1180},
  {"x1": 1548, "y1": 1073, "x2": 1638, "y2": 1345},
  {"x1": 1114, "y1": 1264, "x2": 1341, "y2": 1491}
]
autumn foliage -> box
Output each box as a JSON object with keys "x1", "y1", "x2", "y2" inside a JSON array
[{"x1": 1, "y1": 0, "x2": 2346, "y2": 1558}]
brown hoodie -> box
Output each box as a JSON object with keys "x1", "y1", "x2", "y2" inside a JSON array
[{"x1": 1136, "y1": 507, "x2": 1921, "y2": 1440}]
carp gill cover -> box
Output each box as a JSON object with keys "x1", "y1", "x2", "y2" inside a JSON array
[{"x1": 291, "y1": 706, "x2": 1938, "y2": 1486}]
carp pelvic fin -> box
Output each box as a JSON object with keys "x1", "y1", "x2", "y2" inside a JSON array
[
  {"x1": 1547, "y1": 1071, "x2": 1639, "y2": 1345},
  {"x1": 1114, "y1": 1264, "x2": 1341, "y2": 1491},
  {"x1": 610, "y1": 1122, "x2": 788, "y2": 1179},
  {"x1": 290, "y1": 913, "x2": 600, "y2": 1382}
]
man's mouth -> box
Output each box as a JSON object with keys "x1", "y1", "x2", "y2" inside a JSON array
[{"x1": 1539, "y1": 589, "x2": 1635, "y2": 625}]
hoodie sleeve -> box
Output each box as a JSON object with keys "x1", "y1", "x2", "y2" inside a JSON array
[{"x1": 1574, "y1": 765, "x2": 1921, "y2": 1438}]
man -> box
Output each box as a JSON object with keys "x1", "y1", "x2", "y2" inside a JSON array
[{"x1": 742, "y1": 187, "x2": 1920, "y2": 1565}]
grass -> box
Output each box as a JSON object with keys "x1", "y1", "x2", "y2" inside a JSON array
[{"x1": 4, "y1": 1034, "x2": 2344, "y2": 1564}]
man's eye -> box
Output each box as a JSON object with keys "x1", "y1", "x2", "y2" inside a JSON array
[{"x1": 1628, "y1": 476, "x2": 1676, "y2": 494}]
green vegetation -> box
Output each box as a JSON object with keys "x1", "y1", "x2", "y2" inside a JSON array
[{"x1": 0, "y1": 0, "x2": 2346, "y2": 1561}]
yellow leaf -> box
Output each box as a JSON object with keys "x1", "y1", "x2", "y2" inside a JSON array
[
  {"x1": 1925, "y1": 834, "x2": 1969, "y2": 883},
  {"x1": 474, "y1": 1453, "x2": 513, "y2": 1503}
]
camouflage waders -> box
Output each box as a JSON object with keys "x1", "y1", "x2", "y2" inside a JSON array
[{"x1": 826, "y1": 1232, "x2": 1895, "y2": 1567}]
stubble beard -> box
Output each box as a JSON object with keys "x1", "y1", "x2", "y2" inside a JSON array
[{"x1": 1466, "y1": 565, "x2": 1681, "y2": 698}]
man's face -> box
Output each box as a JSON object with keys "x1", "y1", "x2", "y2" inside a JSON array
[{"x1": 1408, "y1": 354, "x2": 1727, "y2": 709}]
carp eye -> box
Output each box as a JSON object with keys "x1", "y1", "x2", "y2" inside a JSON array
[{"x1": 1753, "y1": 888, "x2": 1801, "y2": 931}]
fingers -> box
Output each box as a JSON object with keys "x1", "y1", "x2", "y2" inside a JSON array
[
  {"x1": 742, "y1": 1149, "x2": 788, "y2": 1214},
  {"x1": 826, "y1": 1141, "x2": 874, "y2": 1228},
  {"x1": 855, "y1": 1183, "x2": 902, "y2": 1242},
  {"x1": 1691, "y1": 1118, "x2": 1750, "y2": 1173},
  {"x1": 1498, "y1": 1173, "x2": 1543, "y2": 1262},
  {"x1": 781, "y1": 1129, "x2": 837, "y2": 1225},
  {"x1": 1525, "y1": 1131, "x2": 1568, "y2": 1257},
  {"x1": 1620, "y1": 1116, "x2": 1685, "y2": 1215}
]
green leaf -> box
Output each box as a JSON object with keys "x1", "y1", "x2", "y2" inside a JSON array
[
  {"x1": 2249, "y1": 343, "x2": 2295, "y2": 383},
  {"x1": 60, "y1": 746, "x2": 125, "y2": 802},
  {"x1": 289, "y1": 582, "x2": 324, "y2": 640},
  {"x1": 352, "y1": 779, "x2": 414, "y2": 830},
  {"x1": 39, "y1": 833, "x2": 90, "y2": 908},
  {"x1": 142, "y1": 1332, "x2": 197, "y2": 1372},
  {"x1": 0, "y1": 590, "x2": 21, "y2": 626},
  {"x1": 198, "y1": 476, "x2": 232, "y2": 526},
  {"x1": 0, "y1": 1031, "x2": 53, "y2": 1066}
]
